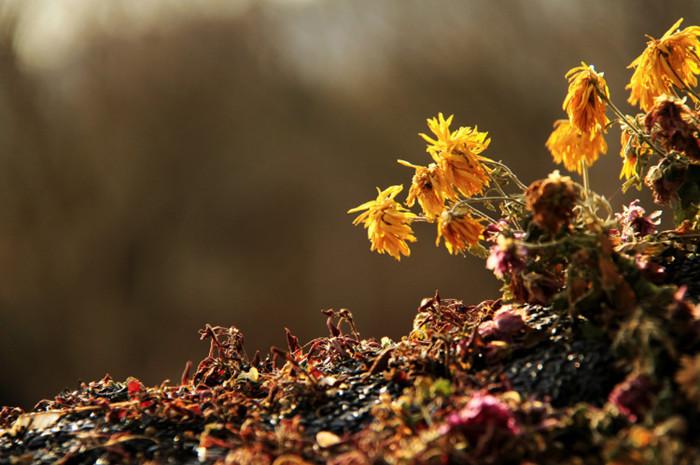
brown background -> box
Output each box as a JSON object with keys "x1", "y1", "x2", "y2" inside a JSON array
[{"x1": 0, "y1": 0, "x2": 697, "y2": 407}]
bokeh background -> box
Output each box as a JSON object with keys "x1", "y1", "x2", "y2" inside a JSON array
[{"x1": 0, "y1": 0, "x2": 698, "y2": 408}]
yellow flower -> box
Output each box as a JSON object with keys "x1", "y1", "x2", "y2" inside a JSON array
[
  {"x1": 619, "y1": 117, "x2": 653, "y2": 180},
  {"x1": 348, "y1": 185, "x2": 417, "y2": 260},
  {"x1": 627, "y1": 18, "x2": 700, "y2": 111},
  {"x1": 435, "y1": 210, "x2": 483, "y2": 255},
  {"x1": 397, "y1": 160, "x2": 446, "y2": 218},
  {"x1": 419, "y1": 113, "x2": 492, "y2": 197},
  {"x1": 420, "y1": 113, "x2": 491, "y2": 157},
  {"x1": 546, "y1": 119, "x2": 607, "y2": 173},
  {"x1": 619, "y1": 131, "x2": 638, "y2": 180},
  {"x1": 434, "y1": 151, "x2": 491, "y2": 198},
  {"x1": 563, "y1": 62, "x2": 610, "y2": 134}
]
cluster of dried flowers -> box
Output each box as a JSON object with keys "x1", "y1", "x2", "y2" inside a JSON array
[
  {"x1": 4, "y1": 17, "x2": 700, "y2": 465},
  {"x1": 349, "y1": 17, "x2": 700, "y2": 261},
  {"x1": 349, "y1": 113, "x2": 526, "y2": 260}
]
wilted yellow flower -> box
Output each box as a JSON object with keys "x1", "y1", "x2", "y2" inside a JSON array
[
  {"x1": 434, "y1": 151, "x2": 491, "y2": 198},
  {"x1": 546, "y1": 120, "x2": 607, "y2": 173},
  {"x1": 419, "y1": 113, "x2": 492, "y2": 197},
  {"x1": 563, "y1": 62, "x2": 610, "y2": 134},
  {"x1": 420, "y1": 113, "x2": 491, "y2": 157},
  {"x1": 348, "y1": 185, "x2": 417, "y2": 260},
  {"x1": 435, "y1": 210, "x2": 483, "y2": 255},
  {"x1": 628, "y1": 18, "x2": 700, "y2": 111},
  {"x1": 397, "y1": 160, "x2": 447, "y2": 218},
  {"x1": 619, "y1": 131, "x2": 638, "y2": 180}
]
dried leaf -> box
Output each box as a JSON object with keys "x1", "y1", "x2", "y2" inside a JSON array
[{"x1": 315, "y1": 431, "x2": 341, "y2": 448}]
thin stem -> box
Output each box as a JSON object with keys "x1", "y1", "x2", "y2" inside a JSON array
[
  {"x1": 486, "y1": 170, "x2": 524, "y2": 229},
  {"x1": 450, "y1": 203, "x2": 498, "y2": 224},
  {"x1": 483, "y1": 159, "x2": 528, "y2": 190},
  {"x1": 488, "y1": 172, "x2": 511, "y2": 200},
  {"x1": 456, "y1": 195, "x2": 525, "y2": 205},
  {"x1": 516, "y1": 237, "x2": 568, "y2": 249},
  {"x1": 581, "y1": 160, "x2": 590, "y2": 197},
  {"x1": 596, "y1": 87, "x2": 666, "y2": 158},
  {"x1": 664, "y1": 55, "x2": 700, "y2": 103}
]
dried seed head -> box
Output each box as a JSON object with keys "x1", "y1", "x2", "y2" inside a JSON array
[
  {"x1": 645, "y1": 95, "x2": 700, "y2": 161},
  {"x1": 525, "y1": 171, "x2": 580, "y2": 234},
  {"x1": 644, "y1": 158, "x2": 687, "y2": 205}
]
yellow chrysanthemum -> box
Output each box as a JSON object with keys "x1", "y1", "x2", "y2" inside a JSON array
[
  {"x1": 546, "y1": 119, "x2": 607, "y2": 173},
  {"x1": 348, "y1": 185, "x2": 417, "y2": 260},
  {"x1": 563, "y1": 62, "x2": 610, "y2": 134},
  {"x1": 397, "y1": 160, "x2": 447, "y2": 219},
  {"x1": 619, "y1": 131, "x2": 638, "y2": 180},
  {"x1": 419, "y1": 113, "x2": 492, "y2": 197},
  {"x1": 433, "y1": 151, "x2": 491, "y2": 198},
  {"x1": 435, "y1": 210, "x2": 483, "y2": 255},
  {"x1": 628, "y1": 18, "x2": 700, "y2": 111},
  {"x1": 420, "y1": 113, "x2": 491, "y2": 157},
  {"x1": 619, "y1": 116, "x2": 654, "y2": 180}
]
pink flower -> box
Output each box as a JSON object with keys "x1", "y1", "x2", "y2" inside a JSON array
[
  {"x1": 615, "y1": 200, "x2": 661, "y2": 241},
  {"x1": 486, "y1": 236, "x2": 526, "y2": 279},
  {"x1": 483, "y1": 220, "x2": 509, "y2": 243},
  {"x1": 441, "y1": 392, "x2": 520, "y2": 439},
  {"x1": 478, "y1": 306, "x2": 526, "y2": 340}
]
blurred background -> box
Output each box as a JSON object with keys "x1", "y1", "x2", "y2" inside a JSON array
[{"x1": 0, "y1": 0, "x2": 698, "y2": 407}]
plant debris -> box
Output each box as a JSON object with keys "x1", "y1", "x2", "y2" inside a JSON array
[
  {"x1": 2, "y1": 252, "x2": 700, "y2": 465},
  {"x1": 4, "y1": 16, "x2": 700, "y2": 465}
]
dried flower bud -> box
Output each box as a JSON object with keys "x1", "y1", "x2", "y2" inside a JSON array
[
  {"x1": 478, "y1": 306, "x2": 527, "y2": 340},
  {"x1": 440, "y1": 392, "x2": 520, "y2": 440},
  {"x1": 483, "y1": 220, "x2": 509, "y2": 244},
  {"x1": 644, "y1": 158, "x2": 688, "y2": 205},
  {"x1": 615, "y1": 200, "x2": 661, "y2": 240},
  {"x1": 486, "y1": 236, "x2": 526, "y2": 279},
  {"x1": 608, "y1": 373, "x2": 655, "y2": 422},
  {"x1": 525, "y1": 171, "x2": 580, "y2": 234},
  {"x1": 646, "y1": 95, "x2": 700, "y2": 161}
]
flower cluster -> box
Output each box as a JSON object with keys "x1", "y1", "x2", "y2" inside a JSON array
[
  {"x1": 350, "y1": 113, "x2": 525, "y2": 259},
  {"x1": 350, "y1": 17, "x2": 700, "y2": 271},
  {"x1": 547, "y1": 62, "x2": 610, "y2": 174},
  {"x1": 617, "y1": 19, "x2": 700, "y2": 200}
]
